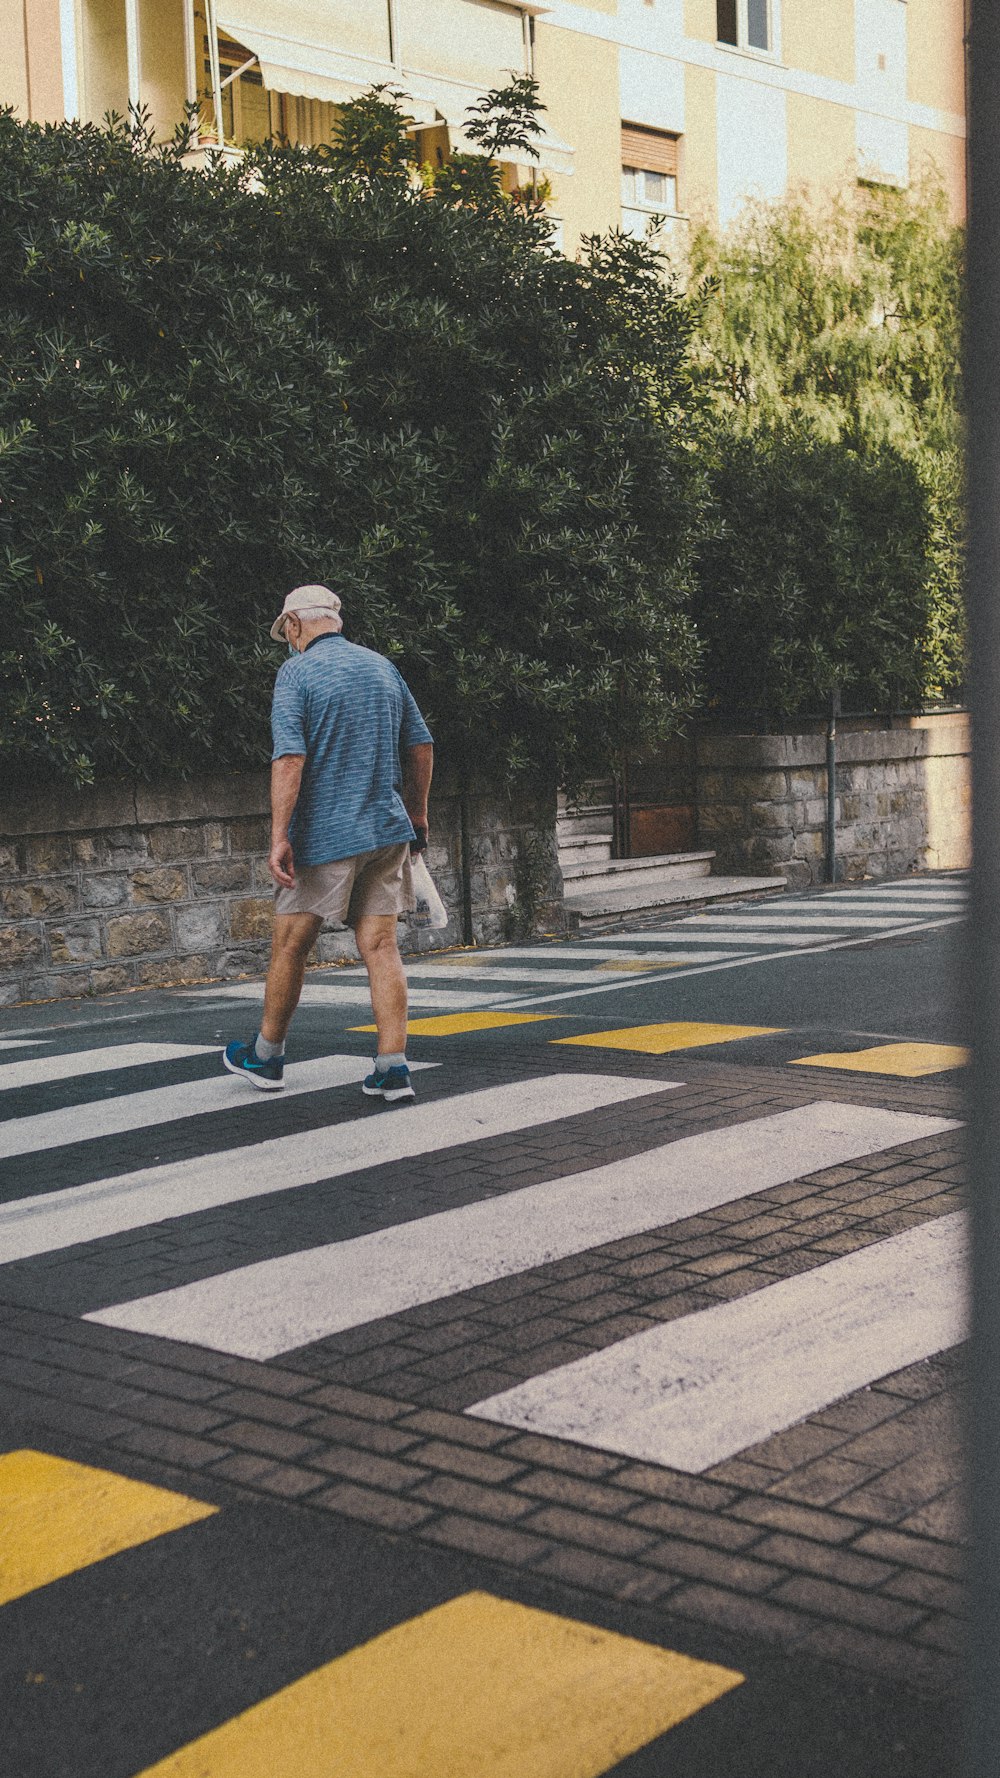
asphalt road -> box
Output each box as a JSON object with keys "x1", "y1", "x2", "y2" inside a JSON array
[
  {"x1": 2, "y1": 1476, "x2": 958, "y2": 1778},
  {"x1": 0, "y1": 873, "x2": 968, "y2": 1777}
]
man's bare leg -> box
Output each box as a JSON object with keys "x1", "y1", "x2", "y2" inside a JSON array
[
  {"x1": 260, "y1": 913, "x2": 323, "y2": 1047},
  {"x1": 355, "y1": 914, "x2": 407, "y2": 1055}
]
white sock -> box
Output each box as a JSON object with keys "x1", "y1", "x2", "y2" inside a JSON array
[
  {"x1": 254, "y1": 1033, "x2": 284, "y2": 1061},
  {"x1": 376, "y1": 1052, "x2": 407, "y2": 1070}
]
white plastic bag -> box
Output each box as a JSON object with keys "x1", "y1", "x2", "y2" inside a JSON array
[{"x1": 410, "y1": 852, "x2": 449, "y2": 929}]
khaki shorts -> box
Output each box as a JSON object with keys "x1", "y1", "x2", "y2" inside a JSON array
[{"x1": 274, "y1": 843, "x2": 414, "y2": 926}]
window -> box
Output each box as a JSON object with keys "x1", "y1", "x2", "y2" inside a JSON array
[
  {"x1": 621, "y1": 165, "x2": 678, "y2": 212},
  {"x1": 621, "y1": 124, "x2": 681, "y2": 240},
  {"x1": 716, "y1": 0, "x2": 775, "y2": 54},
  {"x1": 746, "y1": 0, "x2": 769, "y2": 49},
  {"x1": 716, "y1": 0, "x2": 738, "y2": 43}
]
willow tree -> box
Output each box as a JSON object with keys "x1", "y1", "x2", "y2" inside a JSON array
[{"x1": 686, "y1": 182, "x2": 965, "y2": 719}]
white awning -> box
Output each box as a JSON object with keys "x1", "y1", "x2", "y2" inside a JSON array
[
  {"x1": 217, "y1": 0, "x2": 390, "y2": 67},
  {"x1": 401, "y1": 0, "x2": 526, "y2": 93},
  {"x1": 214, "y1": 0, "x2": 415, "y2": 113},
  {"x1": 212, "y1": 0, "x2": 572, "y2": 167}
]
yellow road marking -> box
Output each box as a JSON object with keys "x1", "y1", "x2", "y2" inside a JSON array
[
  {"x1": 0, "y1": 1450, "x2": 216, "y2": 1607},
  {"x1": 791, "y1": 1042, "x2": 970, "y2": 1077},
  {"x1": 553, "y1": 1021, "x2": 780, "y2": 1054},
  {"x1": 350, "y1": 1012, "x2": 560, "y2": 1037},
  {"x1": 135, "y1": 1590, "x2": 743, "y2": 1778},
  {"x1": 594, "y1": 961, "x2": 684, "y2": 972}
]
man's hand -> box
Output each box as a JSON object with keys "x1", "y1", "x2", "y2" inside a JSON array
[
  {"x1": 268, "y1": 838, "x2": 296, "y2": 888},
  {"x1": 403, "y1": 742, "x2": 433, "y2": 855},
  {"x1": 269, "y1": 756, "x2": 305, "y2": 890}
]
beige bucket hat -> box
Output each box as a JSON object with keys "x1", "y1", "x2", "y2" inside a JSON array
[{"x1": 269, "y1": 584, "x2": 343, "y2": 642}]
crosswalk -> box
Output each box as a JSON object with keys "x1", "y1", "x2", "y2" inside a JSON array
[
  {"x1": 89, "y1": 1101, "x2": 956, "y2": 1363},
  {"x1": 0, "y1": 1071, "x2": 659, "y2": 1262},
  {"x1": 0, "y1": 990, "x2": 964, "y2": 1488},
  {"x1": 0, "y1": 888, "x2": 966, "y2": 1769},
  {"x1": 194, "y1": 875, "x2": 968, "y2": 1019},
  {"x1": 469, "y1": 1212, "x2": 965, "y2": 1472}
]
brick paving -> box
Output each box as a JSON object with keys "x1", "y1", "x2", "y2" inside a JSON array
[
  {"x1": 0, "y1": 1316, "x2": 964, "y2": 1691},
  {"x1": 0, "y1": 1017, "x2": 968, "y2": 1696},
  {"x1": 0, "y1": 1115, "x2": 966, "y2": 1699}
]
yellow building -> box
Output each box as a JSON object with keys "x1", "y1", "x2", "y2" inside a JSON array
[{"x1": 4, "y1": 1, "x2": 967, "y2": 254}]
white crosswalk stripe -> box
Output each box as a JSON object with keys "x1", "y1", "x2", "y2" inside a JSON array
[
  {"x1": 0, "y1": 1055, "x2": 437, "y2": 1162},
  {"x1": 431, "y1": 944, "x2": 752, "y2": 963},
  {"x1": 469, "y1": 1213, "x2": 966, "y2": 1472},
  {"x1": 509, "y1": 930, "x2": 834, "y2": 951},
  {"x1": 0, "y1": 978, "x2": 966, "y2": 1482},
  {"x1": 670, "y1": 911, "x2": 942, "y2": 930},
  {"x1": 0, "y1": 1042, "x2": 214, "y2": 1094},
  {"x1": 333, "y1": 963, "x2": 647, "y2": 986},
  {"x1": 88, "y1": 1101, "x2": 958, "y2": 1359},
  {"x1": 207, "y1": 982, "x2": 512, "y2": 1008},
  {"x1": 0, "y1": 1073, "x2": 664, "y2": 1263},
  {"x1": 821, "y1": 890, "x2": 966, "y2": 905},
  {"x1": 829, "y1": 883, "x2": 967, "y2": 898}
]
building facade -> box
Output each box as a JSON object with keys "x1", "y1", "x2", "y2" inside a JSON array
[{"x1": 4, "y1": 2, "x2": 967, "y2": 253}]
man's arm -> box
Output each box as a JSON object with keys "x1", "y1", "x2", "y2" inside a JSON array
[
  {"x1": 403, "y1": 742, "x2": 433, "y2": 842},
  {"x1": 269, "y1": 754, "x2": 305, "y2": 887}
]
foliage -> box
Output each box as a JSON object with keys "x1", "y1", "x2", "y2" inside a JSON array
[
  {"x1": 502, "y1": 823, "x2": 557, "y2": 942},
  {"x1": 688, "y1": 181, "x2": 963, "y2": 454},
  {"x1": 687, "y1": 183, "x2": 965, "y2": 715},
  {"x1": 695, "y1": 429, "x2": 953, "y2": 721},
  {"x1": 0, "y1": 92, "x2": 704, "y2": 788}
]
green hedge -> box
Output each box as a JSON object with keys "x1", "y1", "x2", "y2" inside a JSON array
[
  {"x1": 695, "y1": 427, "x2": 959, "y2": 720},
  {"x1": 0, "y1": 96, "x2": 704, "y2": 789}
]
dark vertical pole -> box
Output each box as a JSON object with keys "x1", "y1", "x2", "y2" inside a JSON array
[
  {"x1": 964, "y1": 5, "x2": 1000, "y2": 1772},
  {"x1": 825, "y1": 688, "x2": 839, "y2": 884},
  {"x1": 459, "y1": 778, "x2": 474, "y2": 946},
  {"x1": 621, "y1": 750, "x2": 632, "y2": 859}
]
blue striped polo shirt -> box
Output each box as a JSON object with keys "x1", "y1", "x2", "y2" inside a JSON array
[{"x1": 270, "y1": 635, "x2": 433, "y2": 867}]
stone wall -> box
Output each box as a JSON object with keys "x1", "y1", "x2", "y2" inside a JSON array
[
  {"x1": 695, "y1": 712, "x2": 971, "y2": 888},
  {"x1": 0, "y1": 772, "x2": 563, "y2": 1007},
  {"x1": 0, "y1": 713, "x2": 971, "y2": 1004}
]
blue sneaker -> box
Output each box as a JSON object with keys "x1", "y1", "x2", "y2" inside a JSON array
[
  {"x1": 362, "y1": 1060, "x2": 415, "y2": 1102},
  {"x1": 223, "y1": 1035, "x2": 284, "y2": 1091}
]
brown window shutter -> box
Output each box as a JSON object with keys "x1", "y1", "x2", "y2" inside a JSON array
[{"x1": 620, "y1": 124, "x2": 678, "y2": 176}]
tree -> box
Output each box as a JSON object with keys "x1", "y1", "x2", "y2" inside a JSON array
[
  {"x1": 695, "y1": 429, "x2": 946, "y2": 721},
  {"x1": 0, "y1": 89, "x2": 705, "y2": 790},
  {"x1": 686, "y1": 183, "x2": 965, "y2": 717},
  {"x1": 688, "y1": 180, "x2": 963, "y2": 454}
]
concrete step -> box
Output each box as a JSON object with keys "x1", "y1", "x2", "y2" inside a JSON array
[
  {"x1": 565, "y1": 874, "x2": 787, "y2": 932},
  {"x1": 560, "y1": 850, "x2": 715, "y2": 887},
  {"x1": 556, "y1": 814, "x2": 613, "y2": 842},
  {"x1": 557, "y1": 835, "x2": 614, "y2": 868}
]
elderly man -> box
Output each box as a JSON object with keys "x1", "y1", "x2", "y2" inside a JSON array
[{"x1": 223, "y1": 584, "x2": 433, "y2": 1102}]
